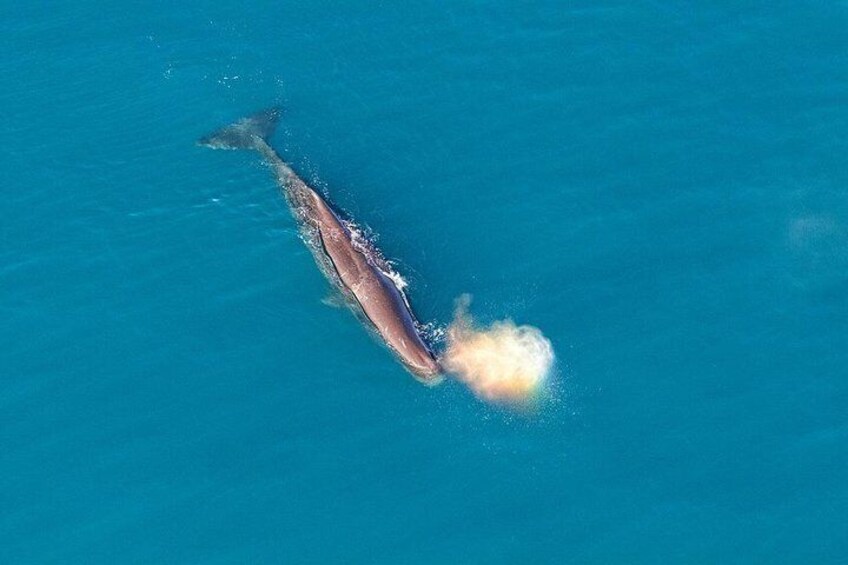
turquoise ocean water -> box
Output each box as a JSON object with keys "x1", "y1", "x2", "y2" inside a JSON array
[{"x1": 2, "y1": 2, "x2": 847, "y2": 562}]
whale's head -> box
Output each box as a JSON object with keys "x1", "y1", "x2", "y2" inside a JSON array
[{"x1": 402, "y1": 348, "x2": 444, "y2": 386}]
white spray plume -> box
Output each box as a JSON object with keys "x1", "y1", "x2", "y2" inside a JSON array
[{"x1": 442, "y1": 295, "x2": 555, "y2": 406}]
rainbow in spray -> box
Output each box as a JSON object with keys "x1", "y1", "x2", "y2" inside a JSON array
[{"x1": 442, "y1": 295, "x2": 555, "y2": 405}]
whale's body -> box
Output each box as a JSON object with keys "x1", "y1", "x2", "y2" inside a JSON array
[{"x1": 199, "y1": 109, "x2": 442, "y2": 382}]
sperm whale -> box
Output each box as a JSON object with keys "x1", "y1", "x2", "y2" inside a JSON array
[{"x1": 199, "y1": 109, "x2": 442, "y2": 382}]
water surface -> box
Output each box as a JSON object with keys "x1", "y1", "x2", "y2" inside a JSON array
[{"x1": 2, "y1": 2, "x2": 847, "y2": 562}]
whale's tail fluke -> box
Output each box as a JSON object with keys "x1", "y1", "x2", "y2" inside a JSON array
[{"x1": 198, "y1": 107, "x2": 281, "y2": 151}]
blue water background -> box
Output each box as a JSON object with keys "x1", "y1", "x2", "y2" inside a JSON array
[{"x1": 2, "y1": 2, "x2": 847, "y2": 562}]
